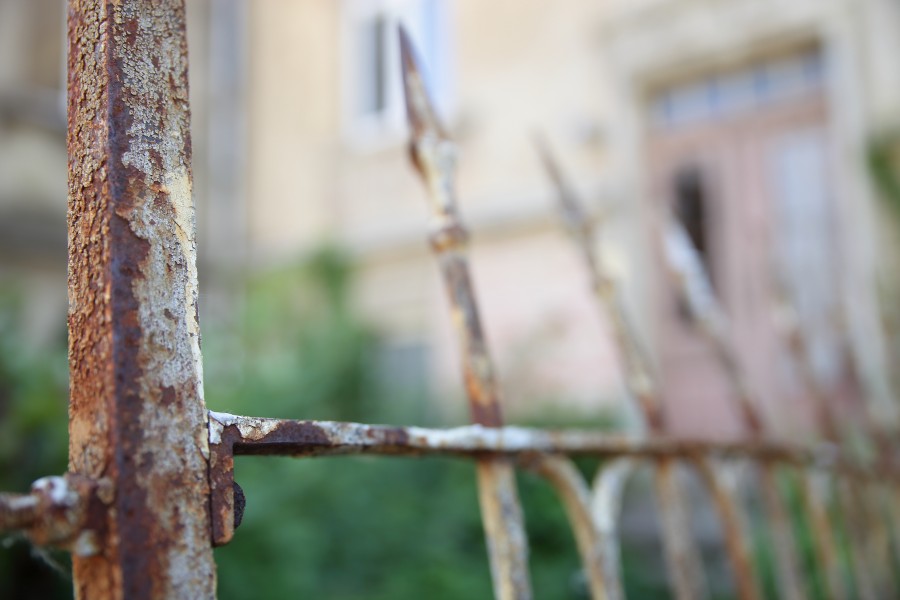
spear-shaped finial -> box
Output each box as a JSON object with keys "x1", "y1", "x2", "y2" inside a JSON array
[
  {"x1": 399, "y1": 25, "x2": 460, "y2": 227},
  {"x1": 399, "y1": 26, "x2": 448, "y2": 145},
  {"x1": 399, "y1": 26, "x2": 534, "y2": 600},
  {"x1": 533, "y1": 134, "x2": 590, "y2": 235}
]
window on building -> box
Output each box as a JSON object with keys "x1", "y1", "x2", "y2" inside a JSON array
[
  {"x1": 342, "y1": 0, "x2": 453, "y2": 147},
  {"x1": 650, "y1": 50, "x2": 824, "y2": 130},
  {"x1": 356, "y1": 13, "x2": 388, "y2": 117},
  {"x1": 769, "y1": 128, "x2": 842, "y2": 383}
]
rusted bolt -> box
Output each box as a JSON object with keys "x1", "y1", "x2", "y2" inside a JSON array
[
  {"x1": 233, "y1": 482, "x2": 246, "y2": 531},
  {"x1": 96, "y1": 477, "x2": 115, "y2": 505}
]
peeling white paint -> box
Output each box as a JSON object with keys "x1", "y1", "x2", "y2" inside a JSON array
[
  {"x1": 32, "y1": 476, "x2": 77, "y2": 507},
  {"x1": 208, "y1": 411, "x2": 284, "y2": 443}
]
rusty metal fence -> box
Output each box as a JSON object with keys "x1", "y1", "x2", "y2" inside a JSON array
[{"x1": 1, "y1": 2, "x2": 899, "y2": 599}]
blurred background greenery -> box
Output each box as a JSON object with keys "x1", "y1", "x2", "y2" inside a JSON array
[
  {"x1": 0, "y1": 245, "x2": 621, "y2": 599},
  {"x1": 0, "y1": 290, "x2": 70, "y2": 599}
]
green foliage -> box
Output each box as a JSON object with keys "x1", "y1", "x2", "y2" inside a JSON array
[
  {"x1": 8, "y1": 245, "x2": 852, "y2": 599},
  {"x1": 210, "y1": 246, "x2": 593, "y2": 598},
  {"x1": 868, "y1": 131, "x2": 900, "y2": 219},
  {"x1": 743, "y1": 469, "x2": 873, "y2": 600},
  {"x1": 0, "y1": 290, "x2": 71, "y2": 600}
]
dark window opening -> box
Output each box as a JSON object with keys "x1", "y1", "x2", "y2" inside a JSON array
[
  {"x1": 674, "y1": 166, "x2": 715, "y2": 290},
  {"x1": 672, "y1": 166, "x2": 716, "y2": 322}
]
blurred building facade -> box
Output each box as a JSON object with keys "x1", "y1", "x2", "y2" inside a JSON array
[
  {"x1": 1, "y1": 0, "x2": 899, "y2": 438},
  {"x1": 0, "y1": 0, "x2": 67, "y2": 348}
]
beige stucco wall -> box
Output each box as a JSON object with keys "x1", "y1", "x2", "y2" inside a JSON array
[
  {"x1": 237, "y1": 0, "x2": 900, "y2": 425},
  {"x1": 243, "y1": 0, "x2": 342, "y2": 261},
  {"x1": 241, "y1": 0, "x2": 627, "y2": 418},
  {"x1": 2, "y1": 0, "x2": 896, "y2": 427}
]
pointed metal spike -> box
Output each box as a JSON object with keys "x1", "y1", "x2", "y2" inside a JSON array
[
  {"x1": 533, "y1": 134, "x2": 588, "y2": 229},
  {"x1": 398, "y1": 25, "x2": 448, "y2": 142},
  {"x1": 533, "y1": 133, "x2": 563, "y2": 186}
]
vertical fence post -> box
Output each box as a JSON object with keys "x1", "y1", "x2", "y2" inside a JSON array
[{"x1": 67, "y1": 1, "x2": 216, "y2": 598}]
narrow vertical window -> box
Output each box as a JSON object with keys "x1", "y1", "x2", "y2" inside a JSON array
[
  {"x1": 342, "y1": 0, "x2": 453, "y2": 144},
  {"x1": 357, "y1": 13, "x2": 387, "y2": 116}
]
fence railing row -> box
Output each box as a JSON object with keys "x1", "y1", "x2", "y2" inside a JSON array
[{"x1": 0, "y1": 2, "x2": 898, "y2": 599}]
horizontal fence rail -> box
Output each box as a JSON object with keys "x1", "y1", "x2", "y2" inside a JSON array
[
  {"x1": 1, "y1": 3, "x2": 899, "y2": 600},
  {"x1": 202, "y1": 412, "x2": 868, "y2": 468}
]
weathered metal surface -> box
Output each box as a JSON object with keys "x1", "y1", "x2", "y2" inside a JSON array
[
  {"x1": 590, "y1": 458, "x2": 632, "y2": 600},
  {"x1": 662, "y1": 220, "x2": 763, "y2": 435},
  {"x1": 205, "y1": 410, "x2": 891, "y2": 597},
  {"x1": 537, "y1": 138, "x2": 707, "y2": 600},
  {"x1": 694, "y1": 458, "x2": 762, "y2": 600},
  {"x1": 0, "y1": 474, "x2": 109, "y2": 557},
  {"x1": 67, "y1": 1, "x2": 215, "y2": 597},
  {"x1": 757, "y1": 463, "x2": 806, "y2": 600},
  {"x1": 525, "y1": 455, "x2": 609, "y2": 599},
  {"x1": 663, "y1": 216, "x2": 809, "y2": 600},
  {"x1": 209, "y1": 418, "x2": 239, "y2": 546},
  {"x1": 652, "y1": 459, "x2": 709, "y2": 600},
  {"x1": 399, "y1": 28, "x2": 531, "y2": 600},
  {"x1": 839, "y1": 480, "x2": 878, "y2": 600},
  {"x1": 875, "y1": 481, "x2": 900, "y2": 594},
  {"x1": 206, "y1": 411, "x2": 840, "y2": 462},
  {"x1": 800, "y1": 470, "x2": 846, "y2": 600},
  {"x1": 536, "y1": 140, "x2": 664, "y2": 433},
  {"x1": 775, "y1": 290, "x2": 876, "y2": 599}
]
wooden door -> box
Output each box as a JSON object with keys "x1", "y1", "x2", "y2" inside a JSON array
[{"x1": 644, "y1": 51, "x2": 838, "y2": 439}]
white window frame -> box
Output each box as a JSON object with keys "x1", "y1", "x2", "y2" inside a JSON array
[{"x1": 341, "y1": 0, "x2": 453, "y2": 150}]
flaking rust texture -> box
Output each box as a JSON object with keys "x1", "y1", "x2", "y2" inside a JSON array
[{"x1": 67, "y1": 1, "x2": 215, "y2": 598}]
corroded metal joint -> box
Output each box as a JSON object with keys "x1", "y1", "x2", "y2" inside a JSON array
[
  {"x1": 428, "y1": 219, "x2": 469, "y2": 253},
  {"x1": 0, "y1": 473, "x2": 111, "y2": 557}
]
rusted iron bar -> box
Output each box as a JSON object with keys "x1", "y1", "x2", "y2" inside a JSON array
[
  {"x1": 525, "y1": 456, "x2": 608, "y2": 598},
  {"x1": 757, "y1": 464, "x2": 806, "y2": 600},
  {"x1": 663, "y1": 217, "x2": 809, "y2": 600},
  {"x1": 204, "y1": 409, "x2": 888, "y2": 594},
  {"x1": 67, "y1": 1, "x2": 215, "y2": 598},
  {"x1": 774, "y1": 290, "x2": 841, "y2": 441},
  {"x1": 536, "y1": 137, "x2": 707, "y2": 600},
  {"x1": 535, "y1": 139, "x2": 663, "y2": 431},
  {"x1": 590, "y1": 458, "x2": 632, "y2": 600},
  {"x1": 0, "y1": 474, "x2": 107, "y2": 557},
  {"x1": 399, "y1": 28, "x2": 531, "y2": 600},
  {"x1": 842, "y1": 381, "x2": 899, "y2": 596},
  {"x1": 652, "y1": 459, "x2": 708, "y2": 600},
  {"x1": 0, "y1": 492, "x2": 41, "y2": 530},
  {"x1": 662, "y1": 221, "x2": 763, "y2": 435},
  {"x1": 800, "y1": 470, "x2": 846, "y2": 600},
  {"x1": 774, "y1": 287, "x2": 873, "y2": 599},
  {"x1": 206, "y1": 412, "x2": 861, "y2": 467},
  {"x1": 838, "y1": 482, "x2": 879, "y2": 600},
  {"x1": 881, "y1": 482, "x2": 900, "y2": 592},
  {"x1": 693, "y1": 458, "x2": 763, "y2": 600},
  {"x1": 851, "y1": 372, "x2": 900, "y2": 595}
]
